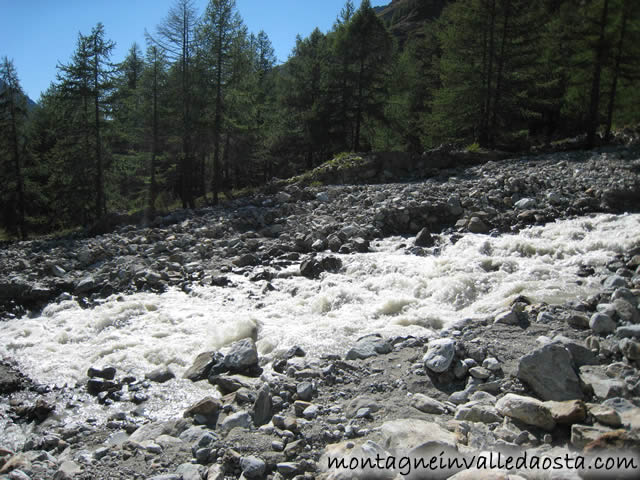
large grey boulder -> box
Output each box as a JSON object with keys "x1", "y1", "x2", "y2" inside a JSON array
[{"x1": 517, "y1": 343, "x2": 583, "y2": 401}]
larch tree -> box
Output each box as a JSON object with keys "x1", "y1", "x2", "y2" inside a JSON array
[
  {"x1": 198, "y1": 0, "x2": 244, "y2": 205},
  {"x1": 0, "y1": 57, "x2": 28, "y2": 239},
  {"x1": 147, "y1": 0, "x2": 200, "y2": 208}
]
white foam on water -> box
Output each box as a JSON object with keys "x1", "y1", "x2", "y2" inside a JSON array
[{"x1": 1, "y1": 213, "x2": 638, "y2": 421}]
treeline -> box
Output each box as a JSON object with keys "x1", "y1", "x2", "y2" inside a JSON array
[{"x1": 1, "y1": 0, "x2": 639, "y2": 238}]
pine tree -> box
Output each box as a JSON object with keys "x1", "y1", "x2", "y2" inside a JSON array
[
  {"x1": 148, "y1": 0, "x2": 200, "y2": 208},
  {"x1": 0, "y1": 57, "x2": 28, "y2": 239},
  {"x1": 199, "y1": 0, "x2": 244, "y2": 204},
  {"x1": 343, "y1": 0, "x2": 393, "y2": 151}
]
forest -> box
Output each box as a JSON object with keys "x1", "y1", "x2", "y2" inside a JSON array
[{"x1": 1, "y1": 0, "x2": 639, "y2": 239}]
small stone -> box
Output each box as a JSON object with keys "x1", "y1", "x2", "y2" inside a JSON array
[
  {"x1": 183, "y1": 397, "x2": 221, "y2": 426},
  {"x1": 469, "y1": 366, "x2": 491, "y2": 379},
  {"x1": 252, "y1": 384, "x2": 272, "y2": 427},
  {"x1": 145, "y1": 367, "x2": 175, "y2": 383},
  {"x1": 296, "y1": 382, "x2": 314, "y2": 401},
  {"x1": 515, "y1": 198, "x2": 536, "y2": 209}
]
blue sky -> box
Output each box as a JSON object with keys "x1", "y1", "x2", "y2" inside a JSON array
[{"x1": 1, "y1": 0, "x2": 389, "y2": 102}]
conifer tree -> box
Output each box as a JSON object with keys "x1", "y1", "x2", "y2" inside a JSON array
[{"x1": 0, "y1": 57, "x2": 28, "y2": 238}]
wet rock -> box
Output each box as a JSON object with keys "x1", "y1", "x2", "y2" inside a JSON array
[
  {"x1": 183, "y1": 397, "x2": 221, "y2": 426},
  {"x1": 415, "y1": 227, "x2": 435, "y2": 247},
  {"x1": 346, "y1": 334, "x2": 392, "y2": 360},
  {"x1": 184, "y1": 351, "x2": 224, "y2": 382},
  {"x1": 0, "y1": 364, "x2": 23, "y2": 394},
  {"x1": 517, "y1": 343, "x2": 583, "y2": 401},
  {"x1": 410, "y1": 393, "x2": 448, "y2": 415},
  {"x1": 145, "y1": 367, "x2": 175, "y2": 383},
  {"x1": 423, "y1": 338, "x2": 456, "y2": 373},
  {"x1": 87, "y1": 365, "x2": 116, "y2": 380},
  {"x1": 468, "y1": 217, "x2": 489, "y2": 234},
  {"x1": 224, "y1": 339, "x2": 258, "y2": 372},
  {"x1": 495, "y1": 393, "x2": 556, "y2": 431},
  {"x1": 300, "y1": 256, "x2": 342, "y2": 279}
]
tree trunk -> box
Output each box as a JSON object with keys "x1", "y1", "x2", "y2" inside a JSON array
[
  {"x1": 480, "y1": 0, "x2": 497, "y2": 147},
  {"x1": 93, "y1": 36, "x2": 105, "y2": 220},
  {"x1": 7, "y1": 83, "x2": 26, "y2": 239},
  {"x1": 489, "y1": 0, "x2": 511, "y2": 148},
  {"x1": 149, "y1": 49, "x2": 159, "y2": 217},
  {"x1": 605, "y1": 0, "x2": 629, "y2": 141},
  {"x1": 353, "y1": 57, "x2": 364, "y2": 151},
  {"x1": 587, "y1": 0, "x2": 610, "y2": 148},
  {"x1": 212, "y1": 27, "x2": 224, "y2": 206}
]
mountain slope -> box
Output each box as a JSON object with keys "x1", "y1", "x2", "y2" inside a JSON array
[{"x1": 375, "y1": 0, "x2": 449, "y2": 43}]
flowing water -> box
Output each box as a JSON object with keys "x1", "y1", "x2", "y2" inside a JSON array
[{"x1": 1, "y1": 213, "x2": 639, "y2": 424}]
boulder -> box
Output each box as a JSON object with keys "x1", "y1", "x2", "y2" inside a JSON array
[
  {"x1": 468, "y1": 217, "x2": 489, "y2": 234},
  {"x1": 183, "y1": 397, "x2": 221, "y2": 426},
  {"x1": 183, "y1": 351, "x2": 224, "y2": 382},
  {"x1": 495, "y1": 394, "x2": 556, "y2": 431},
  {"x1": 410, "y1": 393, "x2": 448, "y2": 415},
  {"x1": 543, "y1": 400, "x2": 587, "y2": 425},
  {"x1": 346, "y1": 334, "x2": 392, "y2": 360},
  {"x1": 589, "y1": 312, "x2": 616, "y2": 335},
  {"x1": 224, "y1": 339, "x2": 258, "y2": 372},
  {"x1": 145, "y1": 367, "x2": 175, "y2": 383},
  {"x1": 579, "y1": 366, "x2": 627, "y2": 400},
  {"x1": 252, "y1": 384, "x2": 272, "y2": 427},
  {"x1": 423, "y1": 338, "x2": 456, "y2": 373},
  {"x1": 517, "y1": 343, "x2": 583, "y2": 401},
  {"x1": 415, "y1": 227, "x2": 435, "y2": 247}
]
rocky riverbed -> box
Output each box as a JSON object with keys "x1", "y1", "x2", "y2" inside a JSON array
[{"x1": 1, "y1": 146, "x2": 640, "y2": 480}]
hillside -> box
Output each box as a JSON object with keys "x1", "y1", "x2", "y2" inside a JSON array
[{"x1": 375, "y1": 0, "x2": 449, "y2": 43}]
